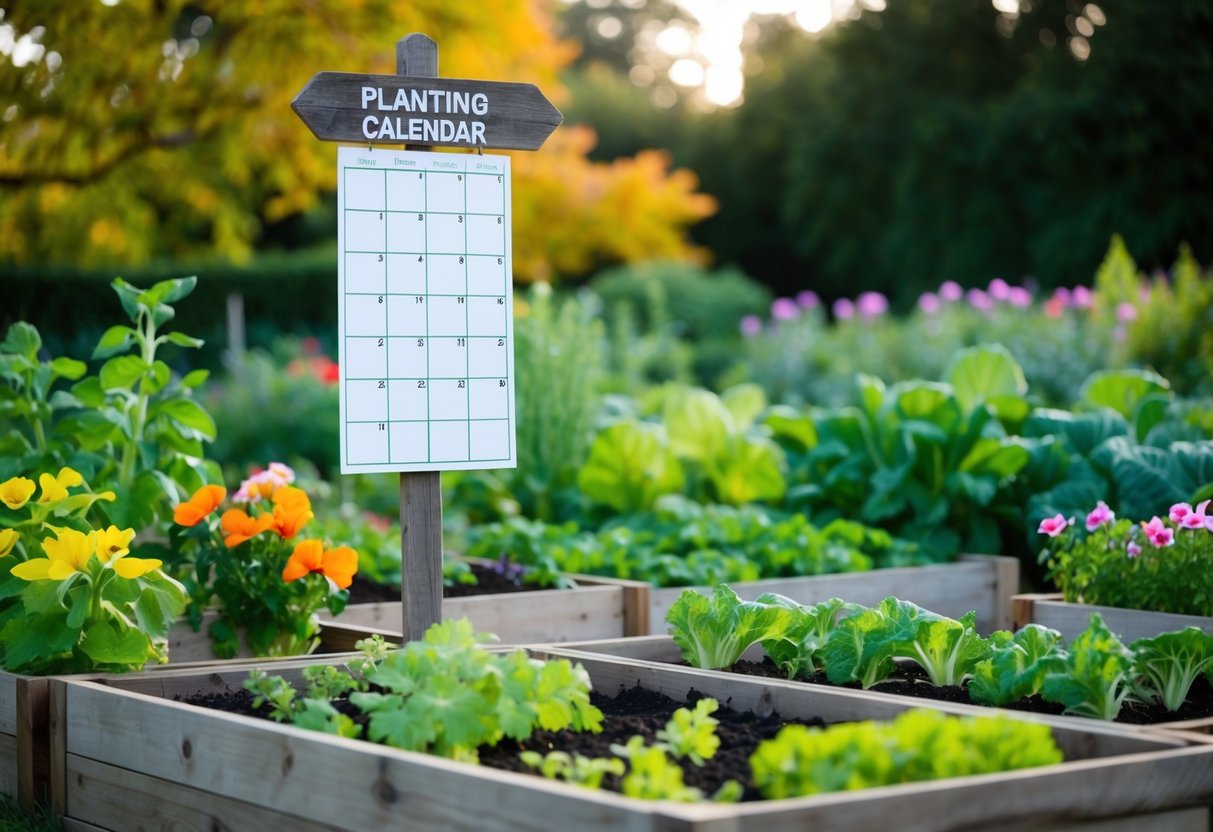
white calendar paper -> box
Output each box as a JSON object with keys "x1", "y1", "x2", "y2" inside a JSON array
[{"x1": 337, "y1": 147, "x2": 516, "y2": 473}]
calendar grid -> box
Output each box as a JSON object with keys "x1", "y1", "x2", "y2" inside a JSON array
[{"x1": 338, "y1": 147, "x2": 516, "y2": 473}]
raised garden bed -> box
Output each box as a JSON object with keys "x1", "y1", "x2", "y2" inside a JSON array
[
  {"x1": 647, "y1": 554, "x2": 1018, "y2": 634},
  {"x1": 47, "y1": 650, "x2": 1213, "y2": 830},
  {"x1": 1012, "y1": 593, "x2": 1213, "y2": 642}
]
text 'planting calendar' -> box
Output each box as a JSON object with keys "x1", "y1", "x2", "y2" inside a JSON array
[{"x1": 337, "y1": 146, "x2": 516, "y2": 473}]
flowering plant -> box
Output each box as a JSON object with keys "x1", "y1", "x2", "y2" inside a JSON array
[
  {"x1": 0, "y1": 468, "x2": 186, "y2": 674},
  {"x1": 169, "y1": 464, "x2": 358, "y2": 658},
  {"x1": 1038, "y1": 500, "x2": 1213, "y2": 617}
]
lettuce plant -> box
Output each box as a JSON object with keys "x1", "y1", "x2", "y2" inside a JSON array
[
  {"x1": 819, "y1": 597, "x2": 947, "y2": 689},
  {"x1": 756, "y1": 594, "x2": 849, "y2": 679},
  {"x1": 666, "y1": 584, "x2": 795, "y2": 669},
  {"x1": 904, "y1": 610, "x2": 991, "y2": 687},
  {"x1": 967, "y1": 624, "x2": 1064, "y2": 707},
  {"x1": 1130, "y1": 628, "x2": 1213, "y2": 712},
  {"x1": 1040, "y1": 614, "x2": 1135, "y2": 720}
]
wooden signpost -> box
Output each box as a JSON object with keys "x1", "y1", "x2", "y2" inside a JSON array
[{"x1": 292, "y1": 33, "x2": 561, "y2": 641}]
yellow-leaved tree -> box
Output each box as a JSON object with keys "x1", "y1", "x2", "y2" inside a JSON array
[{"x1": 0, "y1": 1, "x2": 714, "y2": 279}]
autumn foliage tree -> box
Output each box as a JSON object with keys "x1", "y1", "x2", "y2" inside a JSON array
[{"x1": 0, "y1": 1, "x2": 713, "y2": 280}]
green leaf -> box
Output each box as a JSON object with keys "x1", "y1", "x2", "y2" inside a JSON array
[
  {"x1": 1040, "y1": 614, "x2": 1133, "y2": 720},
  {"x1": 903, "y1": 611, "x2": 989, "y2": 687},
  {"x1": 99, "y1": 355, "x2": 149, "y2": 390},
  {"x1": 79, "y1": 621, "x2": 153, "y2": 666},
  {"x1": 665, "y1": 584, "x2": 795, "y2": 669},
  {"x1": 1130, "y1": 628, "x2": 1213, "y2": 712},
  {"x1": 820, "y1": 597, "x2": 938, "y2": 689},
  {"x1": 154, "y1": 398, "x2": 217, "y2": 439},
  {"x1": 110, "y1": 278, "x2": 143, "y2": 322},
  {"x1": 0, "y1": 611, "x2": 79, "y2": 673},
  {"x1": 758, "y1": 595, "x2": 848, "y2": 678},
  {"x1": 663, "y1": 387, "x2": 733, "y2": 463},
  {"x1": 163, "y1": 331, "x2": 204, "y2": 349},
  {"x1": 145, "y1": 275, "x2": 197, "y2": 306},
  {"x1": 945, "y1": 344, "x2": 1027, "y2": 417},
  {"x1": 710, "y1": 437, "x2": 786, "y2": 505},
  {"x1": 49, "y1": 356, "x2": 88, "y2": 381},
  {"x1": 577, "y1": 422, "x2": 684, "y2": 513},
  {"x1": 181, "y1": 369, "x2": 210, "y2": 388},
  {"x1": 721, "y1": 383, "x2": 767, "y2": 431},
  {"x1": 92, "y1": 325, "x2": 137, "y2": 359},
  {"x1": 764, "y1": 405, "x2": 818, "y2": 450},
  {"x1": 142, "y1": 361, "x2": 172, "y2": 395},
  {"x1": 1133, "y1": 394, "x2": 1171, "y2": 444},
  {"x1": 1, "y1": 322, "x2": 41, "y2": 361},
  {"x1": 1080, "y1": 369, "x2": 1170, "y2": 420},
  {"x1": 71, "y1": 375, "x2": 105, "y2": 408}
]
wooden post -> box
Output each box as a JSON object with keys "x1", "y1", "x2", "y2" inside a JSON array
[{"x1": 397, "y1": 33, "x2": 444, "y2": 643}]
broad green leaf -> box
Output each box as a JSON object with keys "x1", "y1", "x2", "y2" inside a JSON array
[
  {"x1": 155, "y1": 398, "x2": 217, "y2": 439},
  {"x1": 0, "y1": 611, "x2": 79, "y2": 672},
  {"x1": 144, "y1": 275, "x2": 197, "y2": 306},
  {"x1": 99, "y1": 355, "x2": 149, "y2": 390},
  {"x1": 71, "y1": 375, "x2": 105, "y2": 408},
  {"x1": 1131, "y1": 628, "x2": 1213, "y2": 712},
  {"x1": 49, "y1": 356, "x2": 87, "y2": 381},
  {"x1": 110, "y1": 278, "x2": 143, "y2": 322},
  {"x1": 163, "y1": 331, "x2": 204, "y2": 349},
  {"x1": 79, "y1": 621, "x2": 153, "y2": 666},
  {"x1": 1040, "y1": 614, "x2": 1133, "y2": 720},
  {"x1": 721, "y1": 383, "x2": 767, "y2": 431},
  {"x1": 1080, "y1": 369, "x2": 1170, "y2": 420},
  {"x1": 181, "y1": 369, "x2": 210, "y2": 388},
  {"x1": 663, "y1": 387, "x2": 733, "y2": 463},
  {"x1": 902, "y1": 610, "x2": 989, "y2": 687},
  {"x1": 710, "y1": 437, "x2": 785, "y2": 505},
  {"x1": 1133, "y1": 393, "x2": 1171, "y2": 444},
  {"x1": 892, "y1": 382, "x2": 951, "y2": 422},
  {"x1": 1, "y1": 322, "x2": 41, "y2": 360},
  {"x1": 665, "y1": 585, "x2": 794, "y2": 669},
  {"x1": 578, "y1": 422, "x2": 683, "y2": 513},
  {"x1": 142, "y1": 360, "x2": 172, "y2": 395},
  {"x1": 945, "y1": 344, "x2": 1027, "y2": 417},
  {"x1": 92, "y1": 325, "x2": 136, "y2": 359},
  {"x1": 764, "y1": 405, "x2": 818, "y2": 450}
]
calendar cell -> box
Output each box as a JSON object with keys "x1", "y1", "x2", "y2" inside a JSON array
[
  {"x1": 345, "y1": 293, "x2": 387, "y2": 337},
  {"x1": 345, "y1": 211, "x2": 385, "y2": 253},
  {"x1": 467, "y1": 296, "x2": 507, "y2": 337},
  {"x1": 344, "y1": 169, "x2": 385, "y2": 211},
  {"x1": 387, "y1": 338, "x2": 429, "y2": 379},
  {"x1": 426, "y1": 213, "x2": 466, "y2": 254},
  {"x1": 466, "y1": 174, "x2": 504, "y2": 214},
  {"x1": 429, "y1": 421, "x2": 470, "y2": 462},
  {"x1": 345, "y1": 252, "x2": 386, "y2": 294},
  {"x1": 426, "y1": 172, "x2": 465, "y2": 213},
  {"x1": 344, "y1": 337, "x2": 387, "y2": 378},
  {"x1": 389, "y1": 422, "x2": 429, "y2": 464},
  {"x1": 345, "y1": 379, "x2": 388, "y2": 422},
  {"x1": 386, "y1": 254, "x2": 426, "y2": 295},
  {"x1": 426, "y1": 295, "x2": 469, "y2": 337},
  {"x1": 386, "y1": 170, "x2": 426, "y2": 212},
  {"x1": 468, "y1": 378, "x2": 508, "y2": 419},
  {"x1": 388, "y1": 379, "x2": 428, "y2": 421},
  {"x1": 470, "y1": 420, "x2": 510, "y2": 461},
  {"x1": 386, "y1": 295, "x2": 429, "y2": 337},
  {"x1": 428, "y1": 379, "x2": 469, "y2": 421},
  {"x1": 466, "y1": 255, "x2": 506, "y2": 295},
  {"x1": 427, "y1": 337, "x2": 467, "y2": 379},
  {"x1": 346, "y1": 422, "x2": 389, "y2": 466},
  {"x1": 468, "y1": 337, "x2": 508, "y2": 378},
  {"x1": 427, "y1": 254, "x2": 467, "y2": 295},
  {"x1": 386, "y1": 211, "x2": 426, "y2": 253},
  {"x1": 465, "y1": 214, "x2": 505, "y2": 256}
]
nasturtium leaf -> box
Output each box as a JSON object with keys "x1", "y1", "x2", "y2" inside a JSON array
[
  {"x1": 79, "y1": 621, "x2": 152, "y2": 666},
  {"x1": 0, "y1": 612, "x2": 79, "y2": 672}
]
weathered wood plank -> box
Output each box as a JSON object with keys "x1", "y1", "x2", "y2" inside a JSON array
[
  {"x1": 399, "y1": 472, "x2": 444, "y2": 643},
  {"x1": 1012, "y1": 594, "x2": 1213, "y2": 642},
  {"x1": 0, "y1": 672, "x2": 15, "y2": 735},
  {"x1": 15, "y1": 676, "x2": 48, "y2": 809},
  {"x1": 648, "y1": 555, "x2": 1018, "y2": 635},
  {"x1": 0, "y1": 731, "x2": 17, "y2": 800}
]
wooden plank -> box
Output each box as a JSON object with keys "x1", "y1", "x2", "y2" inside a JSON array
[
  {"x1": 0, "y1": 672, "x2": 16, "y2": 734},
  {"x1": 15, "y1": 676, "x2": 48, "y2": 809},
  {"x1": 60, "y1": 819, "x2": 110, "y2": 832},
  {"x1": 1012, "y1": 594, "x2": 1213, "y2": 642},
  {"x1": 60, "y1": 681, "x2": 656, "y2": 832},
  {"x1": 64, "y1": 754, "x2": 347, "y2": 832},
  {"x1": 399, "y1": 471, "x2": 443, "y2": 643},
  {"x1": 0, "y1": 731, "x2": 17, "y2": 800},
  {"x1": 648, "y1": 556, "x2": 1017, "y2": 635}
]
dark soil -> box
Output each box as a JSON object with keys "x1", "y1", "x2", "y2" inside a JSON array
[
  {"x1": 727, "y1": 658, "x2": 1213, "y2": 724},
  {"x1": 347, "y1": 563, "x2": 552, "y2": 603},
  {"x1": 184, "y1": 683, "x2": 825, "y2": 801}
]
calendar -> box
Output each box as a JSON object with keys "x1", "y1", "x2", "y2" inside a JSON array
[{"x1": 337, "y1": 146, "x2": 516, "y2": 473}]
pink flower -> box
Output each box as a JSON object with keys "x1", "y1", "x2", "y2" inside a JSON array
[
  {"x1": 939, "y1": 281, "x2": 963, "y2": 302},
  {"x1": 1169, "y1": 503, "x2": 1193, "y2": 524},
  {"x1": 739, "y1": 315, "x2": 762, "y2": 337},
  {"x1": 1052, "y1": 287, "x2": 1072, "y2": 308},
  {"x1": 771, "y1": 298, "x2": 799, "y2": 321},
  {"x1": 1007, "y1": 286, "x2": 1033, "y2": 308},
  {"x1": 918, "y1": 292, "x2": 941, "y2": 314},
  {"x1": 1071, "y1": 286, "x2": 1093, "y2": 309},
  {"x1": 833, "y1": 298, "x2": 855, "y2": 320},
  {"x1": 856, "y1": 291, "x2": 889, "y2": 319},
  {"x1": 967, "y1": 288, "x2": 994, "y2": 311},
  {"x1": 1085, "y1": 501, "x2": 1115, "y2": 532},
  {"x1": 1178, "y1": 499, "x2": 1212, "y2": 530},
  {"x1": 988, "y1": 278, "x2": 1010, "y2": 301},
  {"x1": 1142, "y1": 516, "x2": 1175, "y2": 548},
  {"x1": 234, "y1": 463, "x2": 296, "y2": 504},
  {"x1": 1038, "y1": 514, "x2": 1074, "y2": 537},
  {"x1": 1116, "y1": 302, "x2": 1138, "y2": 323},
  {"x1": 1126, "y1": 541, "x2": 1141, "y2": 558},
  {"x1": 795, "y1": 290, "x2": 820, "y2": 309}
]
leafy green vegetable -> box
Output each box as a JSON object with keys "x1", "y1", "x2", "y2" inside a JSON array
[
  {"x1": 665, "y1": 584, "x2": 795, "y2": 669},
  {"x1": 756, "y1": 594, "x2": 848, "y2": 679},
  {"x1": 967, "y1": 625, "x2": 1064, "y2": 707},
  {"x1": 655, "y1": 698, "x2": 722, "y2": 766},
  {"x1": 519, "y1": 751, "x2": 624, "y2": 789},
  {"x1": 1040, "y1": 614, "x2": 1135, "y2": 720},
  {"x1": 750, "y1": 709, "x2": 1062, "y2": 800},
  {"x1": 818, "y1": 597, "x2": 939, "y2": 689},
  {"x1": 1130, "y1": 628, "x2": 1213, "y2": 712},
  {"x1": 577, "y1": 422, "x2": 685, "y2": 514},
  {"x1": 904, "y1": 610, "x2": 990, "y2": 687}
]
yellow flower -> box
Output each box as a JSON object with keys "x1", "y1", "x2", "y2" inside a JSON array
[
  {"x1": 0, "y1": 477, "x2": 36, "y2": 510},
  {"x1": 36, "y1": 467, "x2": 84, "y2": 504},
  {"x1": 94, "y1": 526, "x2": 137, "y2": 561},
  {"x1": 0, "y1": 529, "x2": 18, "y2": 558},
  {"x1": 12, "y1": 527, "x2": 96, "y2": 581},
  {"x1": 109, "y1": 554, "x2": 163, "y2": 580}
]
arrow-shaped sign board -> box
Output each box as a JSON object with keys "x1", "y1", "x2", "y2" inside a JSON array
[{"x1": 292, "y1": 72, "x2": 562, "y2": 150}]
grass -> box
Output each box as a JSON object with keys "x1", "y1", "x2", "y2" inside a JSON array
[{"x1": 0, "y1": 796, "x2": 60, "y2": 832}]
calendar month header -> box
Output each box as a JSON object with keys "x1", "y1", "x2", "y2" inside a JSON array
[{"x1": 292, "y1": 72, "x2": 562, "y2": 150}]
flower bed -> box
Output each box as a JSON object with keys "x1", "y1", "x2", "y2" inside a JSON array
[{"x1": 47, "y1": 650, "x2": 1213, "y2": 831}]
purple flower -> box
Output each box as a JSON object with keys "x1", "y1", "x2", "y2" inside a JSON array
[
  {"x1": 967, "y1": 288, "x2": 994, "y2": 311},
  {"x1": 939, "y1": 281, "x2": 963, "y2": 302},
  {"x1": 1085, "y1": 501, "x2": 1115, "y2": 532},
  {"x1": 832, "y1": 298, "x2": 855, "y2": 320},
  {"x1": 771, "y1": 297, "x2": 799, "y2": 321},
  {"x1": 1116, "y1": 302, "x2": 1138, "y2": 323},
  {"x1": 1007, "y1": 286, "x2": 1032, "y2": 308},
  {"x1": 739, "y1": 315, "x2": 762, "y2": 337},
  {"x1": 856, "y1": 291, "x2": 889, "y2": 319},
  {"x1": 1126, "y1": 541, "x2": 1141, "y2": 559},
  {"x1": 1052, "y1": 287, "x2": 1072, "y2": 307},
  {"x1": 918, "y1": 292, "x2": 941, "y2": 314},
  {"x1": 1071, "y1": 286, "x2": 1093, "y2": 309},
  {"x1": 795, "y1": 290, "x2": 820, "y2": 309},
  {"x1": 988, "y1": 278, "x2": 1011, "y2": 301}
]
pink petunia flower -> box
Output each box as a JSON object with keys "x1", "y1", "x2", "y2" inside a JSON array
[
  {"x1": 967, "y1": 288, "x2": 994, "y2": 311},
  {"x1": 1169, "y1": 503, "x2": 1193, "y2": 524},
  {"x1": 939, "y1": 281, "x2": 963, "y2": 302},
  {"x1": 833, "y1": 298, "x2": 855, "y2": 320},
  {"x1": 739, "y1": 315, "x2": 763, "y2": 337},
  {"x1": 1071, "y1": 285, "x2": 1093, "y2": 309},
  {"x1": 918, "y1": 292, "x2": 940, "y2": 314},
  {"x1": 771, "y1": 298, "x2": 799, "y2": 321},
  {"x1": 1085, "y1": 501, "x2": 1115, "y2": 532},
  {"x1": 988, "y1": 278, "x2": 1011, "y2": 301},
  {"x1": 795, "y1": 290, "x2": 820, "y2": 309},
  {"x1": 856, "y1": 291, "x2": 889, "y2": 319},
  {"x1": 1126, "y1": 541, "x2": 1141, "y2": 558},
  {"x1": 1142, "y1": 516, "x2": 1175, "y2": 548},
  {"x1": 1007, "y1": 286, "x2": 1032, "y2": 308},
  {"x1": 1038, "y1": 514, "x2": 1074, "y2": 537}
]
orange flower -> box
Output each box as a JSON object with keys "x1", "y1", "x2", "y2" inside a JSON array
[
  {"x1": 282, "y1": 540, "x2": 358, "y2": 589},
  {"x1": 271, "y1": 485, "x2": 313, "y2": 540},
  {"x1": 220, "y1": 508, "x2": 275, "y2": 548},
  {"x1": 174, "y1": 485, "x2": 226, "y2": 527}
]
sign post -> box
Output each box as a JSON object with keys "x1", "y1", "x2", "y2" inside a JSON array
[{"x1": 293, "y1": 33, "x2": 560, "y2": 642}]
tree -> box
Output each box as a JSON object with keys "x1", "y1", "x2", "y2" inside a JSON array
[{"x1": 0, "y1": 1, "x2": 713, "y2": 279}]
